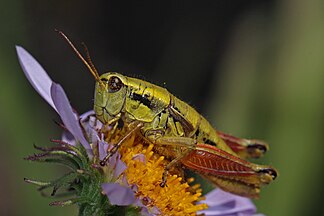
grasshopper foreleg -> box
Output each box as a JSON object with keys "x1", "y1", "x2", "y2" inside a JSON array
[{"x1": 100, "y1": 122, "x2": 143, "y2": 166}]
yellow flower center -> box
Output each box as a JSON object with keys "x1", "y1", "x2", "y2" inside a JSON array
[{"x1": 118, "y1": 135, "x2": 208, "y2": 215}]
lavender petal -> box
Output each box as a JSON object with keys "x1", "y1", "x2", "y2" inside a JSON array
[
  {"x1": 198, "y1": 189, "x2": 257, "y2": 216},
  {"x1": 79, "y1": 110, "x2": 96, "y2": 122},
  {"x1": 101, "y1": 183, "x2": 135, "y2": 206},
  {"x1": 113, "y1": 154, "x2": 127, "y2": 178},
  {"x1": 135, "y1": 198, "x2": 161, "y2": 216},
  {"x1": 51, "y1": 83, "x2": 92, "y2": 156},
  {"x1": 16, "y1": 46, "x2": 57, "y2": 112},
  {"x1": 98, "y1": 139, "x2": 108, "y2": 160},
  {"x1": 132, "y1": 153, "x2": 146, "y2": 164},
  {"x1": 108, "y1": 153, "x2": 127, "y2": 178},
  {"x1": 61, "y1": 131, "x2": 77, "y2": 146}
]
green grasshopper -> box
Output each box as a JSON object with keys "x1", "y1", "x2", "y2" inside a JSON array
[{"x1": 58, "y1": 31, "x2": 277, "y2": 198}]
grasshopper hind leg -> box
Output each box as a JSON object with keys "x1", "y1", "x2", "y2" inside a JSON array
[{"x1": 145, "y1": 134, "x2": 197, "y2": 187}]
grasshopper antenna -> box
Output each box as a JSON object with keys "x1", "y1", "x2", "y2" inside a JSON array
[
  {"x1": 81, "y1": 42, "x2": 98, "y2": 78},
  {"x1": 55, "y1": 30, "x2": 103, "y2": 85}
]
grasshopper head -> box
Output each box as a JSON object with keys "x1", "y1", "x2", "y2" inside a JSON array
[{"x1": 94, "y1": 72, "x2": 128, "y2": 124}]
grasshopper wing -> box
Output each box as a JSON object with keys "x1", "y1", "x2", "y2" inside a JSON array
[
  {"x1": 181, "y1": 143, "x2": 277, "y2": 198},
  {"x1": 217, "y1": 131, "x2": 269, "y2": 159}
]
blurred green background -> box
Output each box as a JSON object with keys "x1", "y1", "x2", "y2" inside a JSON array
[{"x1": 1, "y1": 0, "x2": 324, "y2": 215}]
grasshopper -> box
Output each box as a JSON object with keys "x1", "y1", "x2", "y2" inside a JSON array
[{"x1": 58, "y1": 31, "x2": 277, "y2": 198}]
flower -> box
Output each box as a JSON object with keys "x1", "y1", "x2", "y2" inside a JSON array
[
  {"x1": 17, "y1": 46, "x2": 136, "y2": 214},
  {"x1": 198, "y1": 189, "x2": 261, "y2": 216},
  {"x1": 116, "y1": 140, "x2": 208, "y2": 215},
  {"x1": 17, "y1": 45, "x2": 261, "y2": 216}
]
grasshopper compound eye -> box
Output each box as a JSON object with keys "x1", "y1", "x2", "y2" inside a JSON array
[{"x1": 108, "y1": 76, "x2": 124, "y2": 93}]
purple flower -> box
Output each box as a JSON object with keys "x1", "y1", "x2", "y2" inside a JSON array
[
  {"x1": 16, "y1": 46, "x2": 136, "y2": 206},
  {"x1": 17, "y1": 45, "x2": 261, "y2": 215},
  {"x1": 198, "y1": 189, "x2": 261, "y2": 216}
]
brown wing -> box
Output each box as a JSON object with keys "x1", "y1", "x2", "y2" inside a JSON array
[
  {"x1": 181, "y1": 143, "x2": 277, "y2": 198},
  {"x1": 217, "y1": 131, "x2": 269, "y2": 159}
]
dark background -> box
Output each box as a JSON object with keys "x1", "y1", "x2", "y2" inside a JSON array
[{"x1": 1, "y1": 0, "x2": 324, "y2": 215}]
